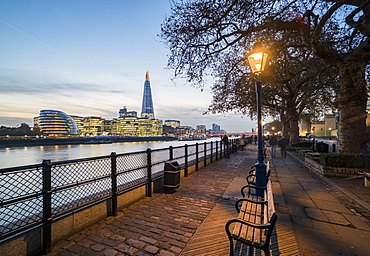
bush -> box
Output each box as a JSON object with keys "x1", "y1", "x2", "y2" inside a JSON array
[
  {"x1": 291, "y1": 141, "x2": 312, "y2": 148},
  {"x1": 320, "y1": 153, "x2": 366, "y2": 168}
]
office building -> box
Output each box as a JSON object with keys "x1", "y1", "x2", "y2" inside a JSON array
[
  {"x1": 141, "y1": 71, "x2": 155, "y2": 119},
  {"x1": 212, "y1": 123, "x2": 221, "y2": 131},
  {"x1": 196, "y1": 125, "x2": 206, "y2": 134},
  {"x1": 38, "y1": 110, "x2": 78, "y2": 136},
  {"x1": 111, "y1": 105, "x2": 163, "y2": 136},
  {"x1": 70, "y1": 115, "x2": 85, "y2": 134},
  {"x1": 164, "y1": 120, "x2": 180, "y2": 128},
  {"x1": 83, "y1": 116, "x2": 104, "y2": 136},
  {"x1": 175, "y1": 126, "x2": 193, "y2": 136},
  {"x1": 111, "y1": 117, "x2": 136, "y2": 135},
  {"x1": 119, "y1": 106, "x2": 137, "y2": 118}
]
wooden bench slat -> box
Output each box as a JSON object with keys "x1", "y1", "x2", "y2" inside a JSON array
[{"x1": 226, "y1": 177, "x2": 277, "y2": 256}]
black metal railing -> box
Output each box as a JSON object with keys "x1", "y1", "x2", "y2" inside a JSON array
[{"x1": 0, "y1": 139, "x2": 234, "y2": 253}]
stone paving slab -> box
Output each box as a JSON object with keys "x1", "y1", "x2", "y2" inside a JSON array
[{"x1": 271, "y1": 150, "x2": 370, "y2": 256}]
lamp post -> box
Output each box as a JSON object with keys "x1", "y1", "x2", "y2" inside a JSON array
[
  {"x1": 247, "y1": 41, "x2": 268, "y2": 197},
  {"x1": 312, "y1": 126, "x2": 316, "y2": 151}
]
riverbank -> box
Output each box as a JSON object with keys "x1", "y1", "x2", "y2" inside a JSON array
[{"x1": 0, "y1": 136, "x2": 178, "y2": 148}]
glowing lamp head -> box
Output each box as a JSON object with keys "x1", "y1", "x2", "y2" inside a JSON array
[{"x1": 247, "y1": 42, "x2": 268, "y2": 74}]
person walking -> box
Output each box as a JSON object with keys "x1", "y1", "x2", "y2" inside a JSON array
[
  {"x1": 239, "y1": 135, "x2": 246, "y2": 151},
  {"x1": 222, "y1": 135, "x2": 230, "y2": 158},
  {"x1": 278, "y1": 136, "x2": 289, "y2": 158},
  {"x1": 268, "y1": 134, "x2": 278, "y2": 157}
]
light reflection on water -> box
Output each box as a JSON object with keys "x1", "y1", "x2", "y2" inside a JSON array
[{"x1": 0, "y1": 139, "x2": 220, "y2": 169}]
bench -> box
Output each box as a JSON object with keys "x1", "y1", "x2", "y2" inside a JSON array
[
  {"x1": 244, "y1": 162, "x2": 271, "y2": 195},
  {"x1": 225, "y1": 180, "x2": 277, "y2": 256}
]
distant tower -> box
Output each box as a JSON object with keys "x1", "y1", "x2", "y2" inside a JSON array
[{"x1": 141, "y1": 71, "x2": 155, "y2": 119}]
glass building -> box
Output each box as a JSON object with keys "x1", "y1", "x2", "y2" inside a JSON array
[
  {"x1": 70, "y1": 115, "x2": 85, "y2": 134},
  {"x1": 83, "y1": 116, "x2": 103, "y2": 136},
  {"x1": 39, "y1": 110, "x2": 78, "y2": 136},
  {"x1": 141, "y1": 71, "x2": 155, "y2": 119}
]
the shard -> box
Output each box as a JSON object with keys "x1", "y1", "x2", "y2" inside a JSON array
[{"x1": 141, "y1": 71, "x2": 155, "y2": 119}]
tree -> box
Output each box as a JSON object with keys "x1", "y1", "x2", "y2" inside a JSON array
[
  {"x1": 0, "y1": 123, "x2": 34, "y2": 136},
  {"x1": 206, "y1": 36, "x2": 338, "y2": 143},
  {"x1": 263, "y1": 39, "x2": 338, "y2": 143},
  {"x1": 160, "y1": 0, "x2": 370, "y2": 153},
  {"x1": 265, "y1": 120, "x2": 283, "y2": 134}
]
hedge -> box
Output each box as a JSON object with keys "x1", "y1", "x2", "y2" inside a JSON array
[{"x1": 320, "y1": 153, "x2": 367, "y2": 168}]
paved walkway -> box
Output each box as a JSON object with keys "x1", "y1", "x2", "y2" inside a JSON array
[
  {"x1": 47, "y1": 145, "x2": 370, "y2": 256},
  {"x1": 271, "y1": 151, "x2": 370, "y2": 256}
]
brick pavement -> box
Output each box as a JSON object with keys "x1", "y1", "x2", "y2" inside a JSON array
[
  {"x1": 47, "y1": 144, "x2": 370, "y2": 256},
  {"x1": 47, "y1": 146, "x2": 251, "y2": 256}
]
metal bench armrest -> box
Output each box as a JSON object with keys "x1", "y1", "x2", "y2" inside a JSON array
[
  {"x1": 246, "y1": 173, "x2": 256, "y2": 184},
  {"x1": 241, "y1": 184, "x2": 266, "y2": 197}
]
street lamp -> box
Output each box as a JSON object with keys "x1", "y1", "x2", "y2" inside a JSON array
[{"x1": 247, "y1": 41, "x2": 268, "y2": 196}]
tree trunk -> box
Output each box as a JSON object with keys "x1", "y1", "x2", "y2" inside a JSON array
[
  {"x1": 288, "y1": 111, "x2": 300, "y2": 144},
  {"x1": 337, "y1": 61, "x2": 367, "y2": 154},
  {"x1": 280, "y1": 111, "x2": 290, "y2": 138}
]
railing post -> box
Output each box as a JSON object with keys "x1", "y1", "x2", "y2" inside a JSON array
[
  {"x1": 146, "y1": 148, "x2": 152, "y2": 197},
  {"x1": 110, "y1": 152, "x2": 118, "y2": 216},
  {"x1": 204, "y1": 142, "x2": 207, "y2": 167},
  {"x1": 185, "y1": 144, "x2": 188, "y2": 177},
  {"x1": 42, "y1": 159, "x2": 52, "y2": 254},
  {"x1": 216, "y1": 141, "x2": 218, "y2": 161},
  {"x1": 210, "y1": 141, "x2": 213, "y2": 163},
  {"x1": 169, "y1": 146, "x2": 173, "y2": 160},
  {"x1": 196, "y1": 143, "x2": 199, "y2": 172}
]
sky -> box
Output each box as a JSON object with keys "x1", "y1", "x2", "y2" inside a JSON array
[{"x1": 0, "y1": 0, "x2": 259, "y2": 133}]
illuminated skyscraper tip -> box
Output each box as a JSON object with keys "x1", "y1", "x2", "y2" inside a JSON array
[
  {"x1": 145, "y1": 71, "x2": 150, "y2": 81},
  {"x1": 141, "y1": 71, "x2": 155, "y2": 119}
]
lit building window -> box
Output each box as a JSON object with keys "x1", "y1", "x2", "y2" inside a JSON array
[{"x1": 39, "y1": 110, "x2": 78, "y2": 136}]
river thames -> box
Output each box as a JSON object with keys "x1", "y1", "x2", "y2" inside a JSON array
[{"x1": 0, "y1": 138, "x2": 221, "y2": 169}]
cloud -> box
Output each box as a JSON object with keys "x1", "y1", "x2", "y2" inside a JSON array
[{"x1": 0, "y1": 71, "x2": 136, "y2": 96}]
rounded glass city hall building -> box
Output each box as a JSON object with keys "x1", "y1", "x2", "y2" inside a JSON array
[{"x1": 39, "y1": 110, "x2": 78, "y2": 136}]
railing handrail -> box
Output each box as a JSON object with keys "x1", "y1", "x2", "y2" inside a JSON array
[{"x1": 0, "y1": 138, "x2": 236, "y2": 253}]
